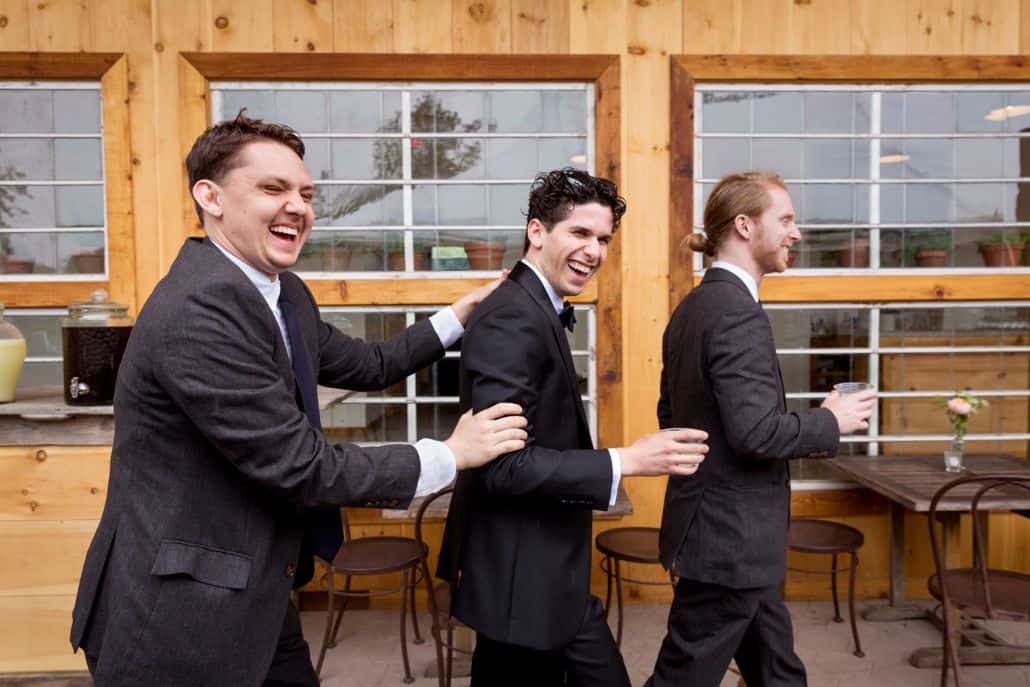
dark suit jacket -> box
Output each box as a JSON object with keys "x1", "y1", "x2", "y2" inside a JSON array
[
  {"x1": 70, "y1": 238, "x2": 442, "y2": 686},
  {"x1": 437, "y1": 261, "x2": 612, "y2": 651},
  {"x1": 657, "y1": 268, "x2": 839, "y2": 589}
]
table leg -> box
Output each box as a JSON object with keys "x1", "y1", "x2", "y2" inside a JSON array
[{"x1": 863, "y1": 501, "x2": 925, "y2": 621}]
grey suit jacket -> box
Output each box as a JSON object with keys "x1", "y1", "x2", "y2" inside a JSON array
[
  {"x1": 70, "y1": 238, "x2": 442, "y2": 686},
  {"x1": 657, "y1": 268, "x2": 839, "y2": 589}
]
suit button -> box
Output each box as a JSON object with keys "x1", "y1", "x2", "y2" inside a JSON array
[{"x1": 285, "y1": 563, "x2": 297, "y2": 578}]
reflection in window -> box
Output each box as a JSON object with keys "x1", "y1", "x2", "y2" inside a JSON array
[
  {"x1": 695, "y1": 85, "x2": 1030, "y2": 271},
  {"x1": 211, "y1": 83, "x2": 593, "y2": 275},
  {"x1": 0, "y1": 83, "x2": 106, "y2": 277},
  {"x1": 316, "y1": 305, "x2": 597, "y2": 445}
]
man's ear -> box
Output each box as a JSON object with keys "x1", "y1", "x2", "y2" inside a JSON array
[
  {"x1": 732, "y1": 214, "x2": 751, "y2": 240},
  {"x1": 192, "y1": 180, "x2": 223, "y2": 220},
  {"x1": 526, "y1": 218, "x2": 547, "y2": 250}
]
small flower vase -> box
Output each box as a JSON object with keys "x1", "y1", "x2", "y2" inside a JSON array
[{"x1": 943, "y1": 438, "x2": 965, "y2": 473}]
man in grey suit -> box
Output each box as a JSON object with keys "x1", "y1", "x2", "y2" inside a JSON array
[
  {"x1": 70, "y1": 113, "x2": 527, "y2": 686},
  {"x1": 646, "y1": 172, "x2": 876, "y2": 687}
]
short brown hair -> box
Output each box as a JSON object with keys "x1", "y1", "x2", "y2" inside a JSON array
[
  {"x1": 185, "y1": 110, "x2": 306, "y2": 224},
  {"x1": 688, "y1": 171, "x2": 786, "y2": 256}
]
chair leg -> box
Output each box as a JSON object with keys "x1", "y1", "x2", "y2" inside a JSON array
[
  {"x1": 410, "y1": 565, "x2": 424, "y2": 645},
  {"x1": 316, "y1": 569, "x2": 337, "y2": 676},
  {"x1": 603, "y1": 556, "x2": 613, "y2": 622},
  {"x1": 830, "y1": 552, "x2": 843, "y2": 623},
  {"x1": 327, "y1": 575, "x2": 351, "y2": 648},
  {"x1": 614, "y1": 558, "x2": 625, "y2": 648},
  {"x1": 399, "y1": 568, "x2": 414, "y2": 684},
  {"x1": 847, "y1": 552, "x2": 864, "y2": 658},
  {"x1": 445, "y1": 625, "x2": 455, "y2": 687}
]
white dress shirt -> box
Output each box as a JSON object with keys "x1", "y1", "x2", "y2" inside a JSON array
[
  {"x1": 211, "y1": 240, "x2": 459, "y2": 496},
  {"x1": 710, "y1": 260, "x2": 760, "y2": 303},
  {"x1": 520, "y1": 259, "x2": 621, "y2": 507}
]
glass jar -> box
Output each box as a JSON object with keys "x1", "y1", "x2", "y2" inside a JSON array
[
  {"x1": 62, "y1": 289, "x2": 134, "y2": 405},
  {"x1": 0, "y1": 303, "x2": 27, "y2": 403},
  {"x1": 943, "y1": 438, "x2": 965, "y2": 473}
]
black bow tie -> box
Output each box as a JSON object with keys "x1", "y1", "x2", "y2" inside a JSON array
[{"x1": 559, "y1": 302, "x2": 576, "y2": 333}]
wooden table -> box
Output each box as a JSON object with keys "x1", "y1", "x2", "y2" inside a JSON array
[{"x1": 829, "y1": 454, "x2": 1030, "y2": 668}]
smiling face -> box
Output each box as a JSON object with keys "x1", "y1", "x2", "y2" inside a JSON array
[
  {"x1": 194, "y1": 140, "x2": 315, "y2": 279},
  {"x1": 747, "y1": 185, "x2": 801, "y2": 276},
  {"x1": 525, "y1": 202, "x2": 614, "y2": 297}
]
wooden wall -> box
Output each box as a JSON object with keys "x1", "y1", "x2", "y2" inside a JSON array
[{"x1": 1, "y1": 0, "x2": 1029, "y2": 673}]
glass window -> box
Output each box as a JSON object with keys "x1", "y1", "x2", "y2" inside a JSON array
[
  {"x1": 0, "y1": 83, "x2": 106, "y2": 278},
  {"x1": 211, "y1": 83, "x2": 594, "y2": 275}
]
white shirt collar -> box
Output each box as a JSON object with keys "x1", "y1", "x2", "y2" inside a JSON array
[
  {"x1": 710, "y1": 260, "x2": 760, "y2": 303},
  {"x1": 210, "y1": 239, "x2": 282, "y2": 305},
  {"x1": 520, "y1": 259, "x2": 565, "y2": 314}
]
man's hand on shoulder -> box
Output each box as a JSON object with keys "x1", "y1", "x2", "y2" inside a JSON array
[
  {"x1": 445, "y1": 402, "x2": 528, "y2": 470},
  {"x1": 619, "y1": 428, "x2": 709, "y2": 477},
  {"x1": 449, "y1": 270, "x2": 510, "y2": 326}
]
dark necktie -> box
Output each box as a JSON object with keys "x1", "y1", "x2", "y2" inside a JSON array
[
  {"x1": 279, "y1": 296, "x2": 344, "y2": 568},
  {"x1": 559, "y1": 302, "x2": 576, "y2": 333}
]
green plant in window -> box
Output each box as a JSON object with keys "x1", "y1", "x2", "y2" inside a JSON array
[
  {"x1": 905, "y1": 228, "x2": 952, "y2": 267},
  {"x1": 0, "y1": 167, "x2": 33, "y2": 273},
  {"x1": 977, "y1": 228, "x2": 1025, "y2": 267}
]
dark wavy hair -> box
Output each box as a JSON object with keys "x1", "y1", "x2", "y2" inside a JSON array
[
  {"x1": 523, "y1": 168, "x2": 627, "y2": 253},
  {"x1": 185, "y1": 110, "x2": 306, "y2": 224}
]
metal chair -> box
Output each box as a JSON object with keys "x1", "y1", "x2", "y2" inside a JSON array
[
  {"x1": 594, "y1": 526, "x2": 674, "y2": 646},
  {"x1": 927, "y1": 474, "x2": 1030, "y2": 687},
  {"x1": 787, "y1": 518, "x2": 865, "y2": 657},
  {"x1": 415, "y1": 487, "x2": 471, "y2": 687},
  {"x1": 315, "y1": 508, "x2": 425, "y2": 683}
]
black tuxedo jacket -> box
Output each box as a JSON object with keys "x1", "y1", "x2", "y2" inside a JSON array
[
  {"x1": 437, "y1": 261, "x2": 612, "y2": 651},
  {"x1": 657, "y1": 268, "x2": 839, "y2": 589},
  {"x1": 71, "y1": 238, "x2": 441, "y2": 686}
]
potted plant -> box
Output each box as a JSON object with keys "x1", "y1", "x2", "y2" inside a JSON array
[
  {"x1": 837, "y1": 235, "x2": 869, "y2": 268},
  {"x1": 0, "y1": 234, "x2": 34, "y2": 274},
  {"x1": 906, "y1": 228, "x2": 951, "y2": 268},
  {"x1": 977, "y1": 229, "x2": 1024, "y2": 267},
  {"x1": 384, "y1": 232, "x2": 429, "y2": 272},
  {"x1": 462, "y1": 232, "x2": 507, "y2": 271}
]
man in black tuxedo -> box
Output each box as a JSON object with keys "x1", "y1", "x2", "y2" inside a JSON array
[
  {"x1": 646, "y1": 172, "x2": 876, "y2": 687},
  {"x1": 439, "y1": 169, "x2": 709, "y2": 686},
  {"x1": 71, "y1": 113, "x2": 528, "y2": 686}
]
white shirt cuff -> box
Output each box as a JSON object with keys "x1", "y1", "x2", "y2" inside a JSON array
[
  {"x1": 413, "y1": 438, "x2": 458, "y2": 497},
  {"x1": 429, "y1": 308, "x2": 465, "y2": 349},
  {"x1": 607, "y1": 448, "x2": 621, "y2": 507}
]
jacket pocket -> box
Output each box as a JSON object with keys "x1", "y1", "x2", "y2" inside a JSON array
[{"x1": 150, "y1": 540, "x2": 251, "y2": 590}]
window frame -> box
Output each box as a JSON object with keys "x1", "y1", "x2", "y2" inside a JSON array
[
  {"x1": 0, "y1": 53, "x2": 135, "y2": 311},
  {"x1": 179, "y1": 53, "x2": 623, "y2": 451}
]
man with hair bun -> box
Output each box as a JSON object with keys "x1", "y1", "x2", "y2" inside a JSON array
[
  {"x1": 646, "y1": 171, "x2": 875, "y2": 687},
  {"x1": 439, "y1": 168, "x2": 709, "y2": 686}
]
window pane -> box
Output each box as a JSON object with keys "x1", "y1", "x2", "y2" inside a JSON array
[
  {"x1": 0, "y1": 138, "x2": 53, "y2": 180},
  {"x1": 412, "y1": 91, "x2": 485, "y2": 134},
  {"x1": 330, "y1": 139, "x2": 402, "y2": 180},
  {"x1": 55, "y1": 139, "x2": 103, "y2": 181},
  {"x1": 486, "y1": 137, "x2": 537, "y2": 178},
  {"x1": 753, "y1": 92, "x2": 804, "y2": 134},
  {"x1": 219, "y1": 90, "x2": 275, "y2": 122},
  {"x1": 313, "y1": 185, "x2": 402, "y2": 226},
  {"x1": 56, "y1": 185, "x2": 104, "y2": 227},
  {"x1": 538, "y1": 137, "x2": 588, "y2": 172},
  {"x1": 416, "y1": 402, "x2": 461, "y2": 441},
  {"x1": 487, "y1": 91, "x2": 543, "y2": 133},
  {"x1": 59, "y1": 231, "x2": 105, "y2": 274},
  {"x1": 275, "y1": 91, "x2": 327, "y2": 133},
  {"x1": 53, "y1": 91, "x2": 101, "y2": 133},
  {"x1": 330, "y1": 91, "x2": 401, "y2": 133},
  {"x1": 700, "y1": 91, "x2": 751, "y2": 133},
  {"x1": 424, "y1": 138, "x2": 485, "y2": 180},
  {"x1": 0, "y1": 90, "x2": 54, "y2": 133}
]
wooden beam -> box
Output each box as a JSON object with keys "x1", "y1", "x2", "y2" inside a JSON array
[
  {"x1": 0, "y1": 52, "x2": 121, "y2": 79},
  {"x1": 180, "y1": 52, "x2": 616, "y2": 81},
  {"x1": 101, "y1": 56, "x2": 138, "y2": 313},
  {"x1": 740, "y1": 274, "x2": 1030, "y2": 303},
  {"x1": 304, "y1": 277, "x2": 598, "y2": 306},
  {"x1": 672, "y1": 54, "x2": 1030, "y2": 81},
  {"x1": 668, "y1": 58, "x2": 694, "y2": 314},
  {"x1": 0, "y1": 283, "x2": 111, "y2": 309}
]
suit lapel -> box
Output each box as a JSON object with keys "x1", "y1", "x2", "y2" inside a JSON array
[{"x1": 509, "y1": 263, "x2": 592, "y2": 441}]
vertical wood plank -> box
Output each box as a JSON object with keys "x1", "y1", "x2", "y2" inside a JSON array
[
  {"x1": 512, "y1": 0, "x2": 569, "y2": 53},
  {"x1": 789, "y1": 0, "x2": 851, "y2": 54},
  {"x1": 178, "y1": 56, "x2": 209, "y2": 236},
  {"x1": 961, "y1": 0, "x2": 1019, "y2": 54},
  {"x1": 273, "y1": 0, "x2": 333, "y2": 52},
  {"x1": 668, "y1": 58, "x2": 693, "y2": 314},
  {"x1": 86, "y1": 0, "x2": 132, "y2": 52},
  {"x1": 394, "y1": 0, "x2": 452, "y2": 52},
  {"x1": 28, "y1": 0, "x2": 89, "y2": 50},
  {"x1": 907, "y1": 0, "x2": 963, "y2": 54},
  {"x1": 740, "y1": 0, "x2": 792, "y2": 53},
  {"x1": 851, "y1": 0, "x2": 909, "y2": 54},
  {"x1": 682, "y1": 0, "x2": 742, "y2": 54},
  {"x1": 569, "y1": 0, "x2": 623, "y2": 54},
  {"x1": 333, "y1": 0, "x2": 394, "y2": 51},
  {"x1": 623, "y1": 0, "x2": 681, "y2": 526},
  {"x1": 452, "y1": 0, "x2": 511, "y2": 53},
  {"x1": 0, "y1": 1, "x2": 31, "y2": 51},
  {"x1": 210, "y1": 0, "x2": 275, "y2": 52},
  {"x1": 101, "y1": 57, "x2": 138, "y2": 313},
  {"x1": 1022, "y1": 0, "x2": 1030, "y2": 54}
]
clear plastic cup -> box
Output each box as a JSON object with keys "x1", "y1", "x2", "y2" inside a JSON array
[{"x1": 833, "y1": 382, "x2": 873, "y2": 396}]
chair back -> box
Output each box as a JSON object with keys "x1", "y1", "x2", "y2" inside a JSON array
[{"x1": 928, "y1": 473, "x2": 1030, "y2": 620}]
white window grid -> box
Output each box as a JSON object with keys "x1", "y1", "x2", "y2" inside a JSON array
[
  {"x1": 693, "y1": 83, "x2": 1030, "y2": 276},
  {"x1": 0, "y1": 82, "x2": 107, "y2": 282},
  {"x1": 318, "y1": 305, "x2": 598, "y2": 446},
  {"x1": 210, "y1": 81, "x2": 595, "y2": 279}
]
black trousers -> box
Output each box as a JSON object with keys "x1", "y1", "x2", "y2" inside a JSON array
[
  {"x1": 471, "y1": 595, "x2": 630, "y2": 687},
  {"x1": 646, "y1": 578, "x2": 806, "y2": 687},
  {"x1": 262, "y1": 600, "x2": 320, "y2": 687}
]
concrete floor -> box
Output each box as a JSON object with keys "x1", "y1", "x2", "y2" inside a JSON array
[
  {"x1": 5, "y1": 600, "x2": 1028, "y2": 686},
  {"x1": 309, "y1": 600, "x2": 1030, "y2": 687}
]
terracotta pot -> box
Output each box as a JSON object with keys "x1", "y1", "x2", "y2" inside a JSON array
[
  {"x1": 463, "y1": 240, "x2": 506, "y2": 271},
  {"x1": 914, "y1": 249, "x2": 948, "y2": 268},
  {"x1": 838, "y1": 239, "x2": 869, "y2": 268},
  {"x1": 387, "y1": 251, "x2": 429, "y2": 271},
  {"x1": 978, "y1": 242, "x2": 1025, "y2": 267},
  {"x1": 1, "y1": 256, "x2": 35, "y2": 274},
  {"x1": 69, "y1": 250, "x2": 105, "y2": 274}
]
